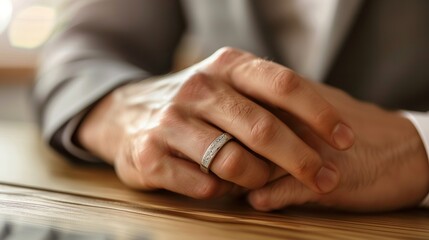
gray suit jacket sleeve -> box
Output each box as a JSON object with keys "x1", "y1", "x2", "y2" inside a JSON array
[{"x1": 33, "y1": 0, "x2": 186, "y2": 162}]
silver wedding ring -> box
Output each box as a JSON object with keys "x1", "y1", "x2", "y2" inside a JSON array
[{"x1": 200, "y1": 133, "x2": 234, "y2": 174}]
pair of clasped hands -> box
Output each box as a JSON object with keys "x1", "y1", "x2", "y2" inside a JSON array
[{"x1": 78, "y1": 48, "x2": 429, "y2": 212}]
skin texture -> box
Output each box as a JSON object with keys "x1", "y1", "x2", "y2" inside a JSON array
[
  {"x1": 78, "y1": 48, "x2": 429, "y2": 211},
  {"x1": 248, "y1": 83, "x2": 429, "y2": 212}
]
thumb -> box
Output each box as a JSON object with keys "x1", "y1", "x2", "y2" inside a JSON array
[{"x1": 248, "y1": 175, "x2": 319, "y2": 211}]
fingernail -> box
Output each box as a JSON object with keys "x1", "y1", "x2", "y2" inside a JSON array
[
  {"x1": 315, "y1": 167, "x2": 339, "y2": 193},
  {"x1": 332, "y1": 123, "x2": 355, "y2": 150}
]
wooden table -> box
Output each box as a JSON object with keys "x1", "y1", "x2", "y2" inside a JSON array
[{"x1": 1, "y1": 121, "x2": 429, "y2": 239}]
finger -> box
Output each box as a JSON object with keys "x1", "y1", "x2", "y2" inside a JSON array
[
  {"x1": 248, "y1": 175, "x2": 319, "y2": 211},
  {"x1": 188, "y1": 78, "x2": 339, "y2": 194},
  {"x1": 158, "y1": 156, "x2": 234, "y2": 199},
  {"x1": 203, "y1": 47, "x2": 355, "y2": 150},
  {"x1": 115, "y1": 132, "x2": 232, "y2": 199},
  {"x1": 165, "y1": 116, "x2": 271, "y2": 189}
]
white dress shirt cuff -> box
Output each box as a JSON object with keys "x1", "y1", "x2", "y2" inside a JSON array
[{"x1": 402, "y1": 111, "x2": 429, "y2": 207}]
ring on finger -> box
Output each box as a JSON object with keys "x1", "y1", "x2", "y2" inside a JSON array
[{"x1": 200, "y1": 132, "x2": 234, "y2": 174}]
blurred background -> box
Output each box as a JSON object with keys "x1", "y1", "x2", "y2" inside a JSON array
[{"x1": 0, "y1": 0, "x2": 57, "y2": 122}]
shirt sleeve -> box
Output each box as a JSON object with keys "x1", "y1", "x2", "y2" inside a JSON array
[
  {"x1": 33, "y1": 0, "x2": 185, "y2": 162},
  {"x1": 402, "y1": 111, "x2": 429, "y2": 207}
]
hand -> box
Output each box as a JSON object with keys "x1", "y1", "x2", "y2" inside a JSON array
[
  {"x1": 77, "y1": 48, "x2": 354, "y2": 198},
  {"x1": 246, "y1": 82, "x2": 429, "y2": 212}
]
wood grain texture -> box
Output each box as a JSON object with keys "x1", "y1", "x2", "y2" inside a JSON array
[{"x1": 0, "y1": 121, "x2": 429, "y2": 239}]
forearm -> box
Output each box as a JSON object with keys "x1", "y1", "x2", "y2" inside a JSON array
[
  {"x1": 77, "y1": 88, "x2": 120, "y2": 165},
  {"x1": 35, "y1": 35, "x2": 150, "y2": 161}
]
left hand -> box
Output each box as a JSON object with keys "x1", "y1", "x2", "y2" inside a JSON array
[
  {"x1": 77, "y1": 47, "x2": 353, "y2": 199},
  {"x1": 202, "y1": 48, "x2": 429, "y2": 212}
]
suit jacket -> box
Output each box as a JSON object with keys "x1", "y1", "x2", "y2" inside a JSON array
[{"x1": 33, "y1": 0, "x2": 429, "y2": 161}]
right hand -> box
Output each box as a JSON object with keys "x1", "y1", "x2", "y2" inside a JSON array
[{"x1": 77, "y1": 48, "x2": 354, "y2": 199}]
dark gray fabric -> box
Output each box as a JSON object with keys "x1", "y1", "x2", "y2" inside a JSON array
[
  {"x1": 326, "y1": 0, "x2": 429, "y2": 111},
  {"x1": 34, "y1": 0, "x2": 429, "y2": 162},
  {"x1": 34, "y1": 0, "x2": 186, "y2": 161}
]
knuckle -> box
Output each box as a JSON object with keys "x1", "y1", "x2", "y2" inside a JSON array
[
  {"x1": 162, "y1": 103, "x2": 182, "y2": 117},
  {"x1": 249, "y1": 115, "x2": 279, "y2": 147},
  {"x1": 194, "y1": 178, "x2": 221, "y2": 199},
  {"x1": 291, "y1": 149, "x2": 321, "y2": 177},
  {"x1": 159, "y1": 103, "x2": 184, "y2": 126},
  {"x1": 217, "y1": 147, "x2": 246, "y2": 180},
  {"x1": 211, "y1": 47, "x2": 243, "y2": 67},
  {"x1": 143, "y1": 131, "x2": 160, "y2": 148},
  {"x1": 270, "y1": 69, "x2": 300, "y2": 96},
  {"x1": 219, "y1": 95, "x2": 255, "y2": 123},
  {"x1": 115, "y1": 134, "x2": 160, "y2": 190},
  {"x1": 313, "y1": 104, "x2": 337, "y2": 127},
  {"x1": 240, "y1": 58, "x2": 268, "y2": 80},
  {"x1": 176, "y1": 72, "x2": 213, "y2": 101},
  {"x1": 248, "y1": 58, "x2": 266, "y2": 72},
  {"x1": 134, "y1": 133, "x2": 163, "y2": 176}
]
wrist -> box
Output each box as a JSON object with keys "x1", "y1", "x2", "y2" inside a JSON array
[{"x1": 77, "y1": 91, "x2": 121, "y2": 165}]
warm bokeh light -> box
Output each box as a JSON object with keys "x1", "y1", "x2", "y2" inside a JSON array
[
  {"x1": 0, "y1": 0, "x2": 13, "y2": 35},
  {"x1": 8, "y1": 5, "x2": 56, "y2": 49}
]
